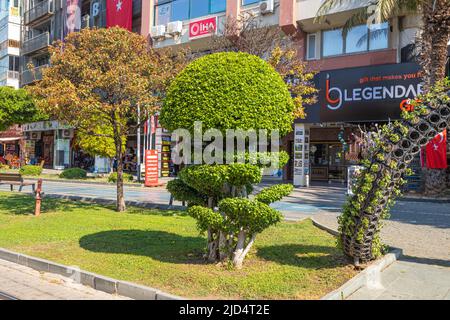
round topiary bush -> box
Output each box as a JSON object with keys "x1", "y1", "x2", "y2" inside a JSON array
[
  {"x1": 108, "y1": 172, "x2": 133, "y2": 183},
  {"x1": 160, "y1": 52, "x2": 295, "y2": 136},
  {"x1": 19, "y1": 165, "x2": 42, "y2": 176},
  {"x1": 59, "y1": 168, "x2": 87, "y2": 179}
]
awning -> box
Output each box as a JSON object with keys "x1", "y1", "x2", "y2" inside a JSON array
[{"x1": 0, "y1": 137, "x2": 23, "y2": 142}]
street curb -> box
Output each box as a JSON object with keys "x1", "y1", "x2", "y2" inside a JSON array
[
  {"x1": 44, "y1": 193, "x2": 186, "y2": 211},
  {"x1": 311, "y1": 217, "x2": 339, "y2": 236},
  {"x1": 398, "y1": 196, "x2": 450, "y2": 203},
  {"x1": 0, "y1": 247, "x2": 185, "y2": 300},
  {"x1": 310, "y1": 218, "x2": 403, "y2": 300},
  {"x1": 320, "y1": 247, "x2": 402, "y2": 300},
  {"x1": 26, "y1": 178, "x2": 148, "y2": 188}
]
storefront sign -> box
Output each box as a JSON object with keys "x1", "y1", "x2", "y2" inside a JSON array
[
  {"x1": 22, "y1": 121, "x2": 72, "y2": 132},
  {"x1": 318, "y1": 63, "x2": 423, "y2": 122},
  {"x1": 144, "y1": 149, "x2": 159, "y2": 187},
  {"x1": 189, "y1": 17, "x2": 217, "y2": 39}
]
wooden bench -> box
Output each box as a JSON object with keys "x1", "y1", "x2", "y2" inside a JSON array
[{"x1": 0, "y1": 173, "x2": 36, "y2": 192}]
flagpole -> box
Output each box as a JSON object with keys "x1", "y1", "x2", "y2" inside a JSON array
[{"x1": 137, "y1": 103, "x2": 141, "y2": 183}]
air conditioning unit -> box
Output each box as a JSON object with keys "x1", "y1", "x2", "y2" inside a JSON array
[
  {"x1": 82, "y1": 14, "x2": 90, "y2": 29},
  {"x1": 260, "y1": 0, "x2": 274, "y2": 15},
  {"x1": 151, "y1": 25, "x2": 166, "y2": 39},
  {"x1": 61, "y1": 129, "x2": 73, "y2": 139},
  {"x1": 29, "y1": 132, "x2": 41, "y2": 140},
  {"x1": 166, "y1": 21, "x2": 183, "y2": 36}
]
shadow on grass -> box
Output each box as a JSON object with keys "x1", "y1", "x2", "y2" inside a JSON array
[
  {"x1": 126, "y1": 206, "x2": 189, "y2": 217},
  {"x1": 257, "y1": 244, "x2": 351, "y2": 269},
  {"x1": 79, "y1": 230, "x2": 206, "y2": 264},
  {"x1": 0, "y1": 192, "x2": 103, "y2": 216}
]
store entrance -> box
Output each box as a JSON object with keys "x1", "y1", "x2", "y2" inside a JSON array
[{"x1": 310, "y1": 143, "x2": 346, "y2": 182}]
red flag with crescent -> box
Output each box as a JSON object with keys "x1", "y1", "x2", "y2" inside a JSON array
[{"x1": 426, "y1": 130, "x2": 447, "y2": 169}]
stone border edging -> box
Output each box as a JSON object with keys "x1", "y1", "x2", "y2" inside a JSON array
[
  {"x1": 310, "y1": 217, "x2": 403, "y2": 300},
  {"x1": 0, "y1": 247, "x2": 184, "y2": 300}
]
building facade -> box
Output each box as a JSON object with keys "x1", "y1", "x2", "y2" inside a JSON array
[
  {"x1": 145, "y1": 0, "x2": 448, "y2": 187},
  {"x1": 0, "y1": 0, "x2": 21, "y2": 89},
  {"x1": 0, "y1": 0, "x2": 22, "y2": 164},
  {"x1": 15, "y1": 1, "x2": 449, "y2": 182}
]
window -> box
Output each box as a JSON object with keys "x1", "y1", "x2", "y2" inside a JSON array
[
  {"x1": 369, "y1": 22, "x2": 389, "y2": 50},
  {"x1": 322, "y1": 29, "x2": 343, "y2": 57},
  {"x1": 154, "y1": 0, "x2": 226, "y2": 25},
  {"x1": 190, "y1": 0, "x2": 209, "y2": 19},
  {"x1": 242, "y1": 0, "x2": 259, "y2": 5},
  {"x1": 211, "y1": 0, "x2": 226, "y2": 13},
  {"x1": 321, "y1": 22, "x2": 389, "y2": 58},
  {"x1": 172, "y1": 0, "x2": 189, "y2": 21},
  {"x1": 307, "y1": 33, "x2": 318, "y2": 60},
  {"x1": 8, "y1": 56, "x2": 19, "y2": 72},
  {"x1": 345, "y1": 25, "x2": 368, "y2": 53}
]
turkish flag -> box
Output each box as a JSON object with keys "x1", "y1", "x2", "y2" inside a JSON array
[
  {"x1": 106, "y1": 0, "x2": 132, "y2": 31},
  {"x1": 426, "y1": 130, "x2": 447, "y2": 169}
]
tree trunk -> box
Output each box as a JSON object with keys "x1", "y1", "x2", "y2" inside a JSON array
[
  {"x1": 113, "y1": 120, "x2": 126, "y2": 212},
  {"x1": 207, "y1": 228, "x2": 219, "y2": 262},
  {"x1": 232, "y1": 231, "x2": 256, "y2": 269},
  {"x1": 116, "y1": 155, "x2": 126, "y2": 212},
  {"x1": 419, "y1": 0, "x2": 450, "y2": 195}
]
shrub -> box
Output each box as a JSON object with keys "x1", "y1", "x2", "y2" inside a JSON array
[
  {"x1": 166, "y1": 179, "x2": 207, "y2": 206},
  {"x1": 108, "y1": 172, "x2": 133, "y2": 183},
  {"x1": 59, "y1": 168, "x2": 87, "y2": 179},
  {"x1": 160, "y1": 52, "x2": 295, "y2": 136},
  {"x1": 255, "y1": 184, "x2": 294, "y2": 205},
  {"x1": 19, "y1": 165, "x2": 42, "y2": 176}
]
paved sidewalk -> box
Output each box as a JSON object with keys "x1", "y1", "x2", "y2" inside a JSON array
[
  {"x1": 348, "y1": 259, "x2": 450, "y2": 300},
  {"x1": 0, "y1": 258, "x2": 129, "y2": 300}
]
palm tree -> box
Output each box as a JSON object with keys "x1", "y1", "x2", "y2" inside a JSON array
[{"x1": 317, "y1": 1, "x2": 450, "y2": 194}]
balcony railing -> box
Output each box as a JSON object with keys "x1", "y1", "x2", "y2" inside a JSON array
[
  {"x1": 24, "y1": 0, "x2": 54, "y2": 26},
  {"x1": 21, "y1": 64, "x2": 48, "y2": 86},
  {"x1": 22, "y1": 32, "x2": 50, "y2": 56}
]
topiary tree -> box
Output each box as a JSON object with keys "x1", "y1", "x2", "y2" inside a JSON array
[
  {"x1": 339, "y1": 79, "x2": 450, "y2": 265},
  {"x1": 175, "y1": 163, "x2": 292, "y2": 266},
  {"x1": 160, "y1": 52, "x2": 295, "y2": 136},
  {"x1": 161, "y1": 52, "x2": 301, "y2": 268}
]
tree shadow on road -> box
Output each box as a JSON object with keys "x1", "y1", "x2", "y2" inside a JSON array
[
  {"x1": 79, "y1": 229, "x2": 206, "y2": 264},
  {"x1": 399, "y1": 255, "x2": 450, "y2": 268},
  {"x1": 256, "y1": 243, "x2": 351, "y2": 269}
]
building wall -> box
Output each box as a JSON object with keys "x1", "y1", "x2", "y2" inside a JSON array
[{"x1": 0, "y1": 2, "x2": 21, "y2": 89}]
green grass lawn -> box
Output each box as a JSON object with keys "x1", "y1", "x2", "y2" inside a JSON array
[{"x1": 0, "y1": 191, "x2": 356, "y2": 299}]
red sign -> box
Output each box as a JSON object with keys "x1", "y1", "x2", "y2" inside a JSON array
[
  {"x1": 145, "y1": 149, "x2": 159, "y2": 187},
  {"x1": 189, "y1": 17, "x2": 217, "y2": 39}
]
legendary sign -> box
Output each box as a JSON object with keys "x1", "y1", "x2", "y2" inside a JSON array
[
  {"x1": 189, "y1": 17, "x2": 217, "y2": 39},
  {"x1": 319, "y1": 63, "x2": 423, "y2": 122}
]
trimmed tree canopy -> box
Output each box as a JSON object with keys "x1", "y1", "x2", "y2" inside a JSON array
[
  {"x1": 0, "y1": 87, "x2": 43, "y2": 131},
  {"x1": 160, "y1": 52, "x2": 295, "y2": 136}
]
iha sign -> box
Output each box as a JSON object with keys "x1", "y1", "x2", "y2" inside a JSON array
[{"x1": 189, "y1": 17, "x2": 217, "y2": 39}]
